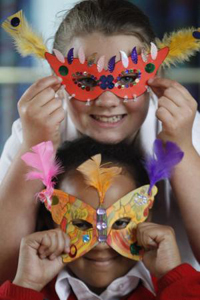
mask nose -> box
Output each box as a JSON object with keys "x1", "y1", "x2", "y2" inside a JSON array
[{"x1": 95, "y1": 91, "x2": 120, "y2": 107}]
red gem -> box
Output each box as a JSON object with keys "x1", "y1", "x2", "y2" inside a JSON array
[
  {"x1": 86, "y1": 87, "x2": 90, "y2": 91},
  {"x1": 118, "y1": 85, "x2": 121, "y2": 89}
]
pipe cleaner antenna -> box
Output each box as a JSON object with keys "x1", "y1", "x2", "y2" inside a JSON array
[
  {"x1": 21, "y1": 141, "x2": 63, "y2": 208},
  {"x1": 156, "y1": 28, "x2": 200, "y2": 67},
  {"x1": 77, "y1": 154, "x2": 122, "y2": 205},
  {"x1": 145, "y1": 139, "x2": 184, "y2": 194},
  {"x1": 2, "y1": 10, "x2": 48, "y2": 59}
]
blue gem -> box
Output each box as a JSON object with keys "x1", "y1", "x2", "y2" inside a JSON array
[{"x1": 82, "y1": 234, "x2": 90, "y2": 243}]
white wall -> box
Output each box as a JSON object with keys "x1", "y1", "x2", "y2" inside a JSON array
[{"x1": 31, "y1": 0, "x2": 81, "y2": 71}]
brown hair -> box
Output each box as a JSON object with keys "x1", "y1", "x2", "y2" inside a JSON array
[{"x1": 53, "y1": 0, "x2": 156, "y2": 55}]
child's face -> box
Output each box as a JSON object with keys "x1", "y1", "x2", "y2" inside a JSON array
[
  {"x1": 66, "y1": 33, "x2": 149, "y2": 144},
  {"x1": 59, "y1": 169, "x2": 137, "y2": 292}
]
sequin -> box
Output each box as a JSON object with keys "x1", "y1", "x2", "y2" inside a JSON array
[
  {"x1": 52, "y1": 195, "x2": 59, "y2": 206},
  {"x1": 59, "y1": 66, "x2": 68, "y2": 76},
  {"x1": 193, "y1": 31, "x2": 200, "y2": 39},
  {"x1": 11, "y1": 17, "x2": 20, "y2": 27},
  {"x1": 145, "y1": 63, "x2": 155, "y2": 73}
]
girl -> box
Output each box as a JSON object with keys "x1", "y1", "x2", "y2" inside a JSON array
[
  {"x1": 0, "y1": 137, "x2": 199, "y2": 300},
  {"x1": 0, "y1": 0, "x2": 200, "y2": 283}
]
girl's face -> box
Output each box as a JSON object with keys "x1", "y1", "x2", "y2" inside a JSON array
[
  {"x1": 59, "y1": 169, "x2": 137, "y2": 294},
  {"x1": 66, "y1": 33, "x2": 149, "y2": 144}
]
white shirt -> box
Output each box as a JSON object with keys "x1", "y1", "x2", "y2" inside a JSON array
[
  {"x1": 0, "y1": 97, "x2": 200, "y2": 269},
  {"x1": 55, "y1": 262, "x2": 155, "y2": 300}
]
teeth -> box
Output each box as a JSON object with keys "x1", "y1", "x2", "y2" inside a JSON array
[{"x1": 93, "y1": 115, "x2": 123, "y2": 123}]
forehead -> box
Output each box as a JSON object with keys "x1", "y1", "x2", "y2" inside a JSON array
[
  {"x1": 59, "y1": 169, "x2": 136, "y2": 209},
  {"x1": 70, "y1": 33, "x2": 143, "y2": 62}
]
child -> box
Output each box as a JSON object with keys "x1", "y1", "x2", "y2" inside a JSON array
[
  {"x1": 1, "y1": 0, "x2": 200, "y2": 283},
  {"x1": 0, "y1": 137, "x2": 199, "y2": 300}
]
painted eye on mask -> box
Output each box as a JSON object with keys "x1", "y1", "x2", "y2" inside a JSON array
[
  {"x1": 112, "y1": 217, "x2": 131, "y2": 230},
  {"x1": 72, "y1": 219, "x2": 93, "y2": 231},
  {"x1": 78, "y1": 77, "x2": 98, "y2": 88}
]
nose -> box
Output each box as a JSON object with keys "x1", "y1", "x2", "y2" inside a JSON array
[
  {"x1": 94, "y1": 242, "x2": 111, "y2": 250},
  {"x1": 95, "y1": 91, "x2": 120, "y2": 108}
]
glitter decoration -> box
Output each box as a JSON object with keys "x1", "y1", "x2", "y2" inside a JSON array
[
  {"x1": 11, "y1": 17, "x2": 20, "y2": 27},
  {"x1": 150, "y1": 42, "x2": 158, "y2": 60},
  {"x1": 87, "y1": 53, "x2": 97, "y2": 67},
  {"x1": 131, "y1": 47, "x2": 138, "y2": 64},
  {"x1": 141, "y1": 48, "x2": 148, "y2": 62},
  {"x1": 53, "y1": 49, "x2": 65, "y2": 63},
  {"x1": 96, "y1": 206, "x2": 107, "y2": 242},
  {"x1": 145, "y1": 63, "x2": 155, "y2": 73},
  {"x1": 82, "y1": 234, "x2": 90, "y2": 243},
  {"x1": 78, "y1": 46, "x2": 85, "y2": 64},
  {"x1": 134, "y1": 193, "x2": 148, "y2": 206},
  {"x1": 120, "y1": 50, "x2": 129, "y2": 68},
  {"x1": 99, "y1": 75, "x2": 114, "y2": 90},
  {"x1": 67, "y1": 48, "x2": 74, "y2": 64},
  {"x1": 59, "y1": 66, "x2": 68, "y2": 76},
  {"x1": 97, "y1": 55, "x2": 105, "y2": 72},
  {"x1": 68, "y1": 244, "x2": 77, "y2": 258},
  {"x1": 108, "y1": 56, "x2": 116, "y2": 73}
]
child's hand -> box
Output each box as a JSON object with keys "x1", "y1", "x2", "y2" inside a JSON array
[
  {"x1": 13, "y1": 228, "x2": 70, "y2": 292},
  {"x1": 137, "y1": 222, "x2": 181, "y2": 278},
  {"x1": 18, "y1": 75, "x2": 65, "y2": 149},
  {"x1": 148, "y1": 77, "x2": 197, "y2": 150}
]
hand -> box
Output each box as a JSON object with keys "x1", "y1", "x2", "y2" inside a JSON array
[
  {"x1": 13, "y1": 228, "x2": 70, "y2": 291},
  {"x1": 137, "y1": 222, "x2": 181, "y2": 278},
  {"x1": 148, "y1": 77, "x2": 197, "y2": 151},
  {"x1": 18, "y1": 75, "x2": 65, "y2": 150}
]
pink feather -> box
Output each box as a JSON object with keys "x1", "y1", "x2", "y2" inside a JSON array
[{"x1": 21, "y1": 141, "x2": 63, "y2": 197}]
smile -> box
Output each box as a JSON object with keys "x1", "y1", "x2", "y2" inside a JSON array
[{"x1": 91, "y1": 114, "x2": 126, "y2": 123}]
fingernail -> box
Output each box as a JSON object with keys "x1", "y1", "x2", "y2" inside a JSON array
[
  {"x1": 57, "y1": 76, "x2": 63, "y2": 83},
  {"x1": 148, "y1": 78, "x2": 154, "y2": 84}
]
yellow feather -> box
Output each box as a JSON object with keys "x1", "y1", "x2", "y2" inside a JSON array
[
  {"x1": 2, "y1": 10, "x2": 48, "y2": 59},
  {"x1": 155, "y1": 28, "x2": 200, "y2": 67},
  {"x1": 77, "y1": 154, "x2": 122, "y2": 204}
]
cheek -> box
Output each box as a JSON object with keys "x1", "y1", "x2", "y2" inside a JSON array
[{"x1": 126, "y1": 94, "x2": 149, "y2": 119}]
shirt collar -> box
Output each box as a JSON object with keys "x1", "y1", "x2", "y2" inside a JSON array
[{"x1": 55, "y1": 261, "x2": 155, "y2": 300}]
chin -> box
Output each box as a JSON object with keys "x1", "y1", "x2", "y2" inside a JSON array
[{"x1": 91, "y1": 133, "x2": 128, "y2": 144}]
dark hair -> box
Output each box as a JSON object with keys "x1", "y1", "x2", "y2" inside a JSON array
[
  {"x1": 55, "y1": 136, "x2": 149, "y2": 188},
  {"x1": 36, "y1": 136, "x2": 149, "y2": 231},
  {"x1": 53, "y1": 0, "x2": 156, "y2": 55}
]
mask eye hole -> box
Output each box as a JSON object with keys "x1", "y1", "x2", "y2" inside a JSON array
[
  {"x1": 72, "y1": 219, "x2": 93, "y2": 231},
  {"x1": 112, "y1": 217, "x2": 131, "y2": 230}
]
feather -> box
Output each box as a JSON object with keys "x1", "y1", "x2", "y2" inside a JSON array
[
  {"x1": 97, "y1": 55, "x2": 105, "y2": 72},
  {"x1": 131, "y1": 47, "x2": 138, "y2": 64},
  {"x1": 87, "y1": 52, "x2": 97, "y2": 67},
  {"x1": 77, "y1": 154, "x2": 122, "y2": 204},
  {"x1": 150, "y1": 42, "x2": 158, "y2": 60},
  {"x1": 21, "y1": 141, "x2": 63, "y2": 199},
  {"x1": 78, "y1": 46, "x2": 86, "y2": 64},
  {"x1": 120, "y1": 50, "x2": 129, "y2": 68},
  {"x1": 67, "y1": 48, "x2": 74, "y2": 64},
  {"x1": 53, "y1": 49, "x2": 65, "y2": 63},
  {"x1": 108, "y1": 56, "x2": 116, "y2": 73},
  {"x1": 2, "y1": 10, "x2": 47, "y2": 59},
  {"x1": 155, "y1": 28, "x2": 200, "y2": 67},
  {"x1": 145, "y1": 139, "x2": 184, "y2": 193}
]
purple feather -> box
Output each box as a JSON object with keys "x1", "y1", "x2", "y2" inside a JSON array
[
  {"x1": 67, "y1": 48, "x2": 74, "y2": 64},
  {"x1": 108, "y1": 56, "x2": 116, "y2": 72},
  {"x1": 145, "y1": 139, "x2": 184, "y2": 194},
  {"x1": 131, "y1": 47, "x2": 138, "y2": 64}
]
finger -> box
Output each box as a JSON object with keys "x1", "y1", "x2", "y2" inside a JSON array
[
  {"x1": 38, "y1": 234, "x2": 52, "y2": 258},
  {"x1": 158, "y1": 96, "x2": 180, "y2": 117},
  {"x1": 31, "y1": 87, "x2": 56, "y2": 107},
  {"x1": 20, "y1": 75, "x2": 62, "y2": 103},
  {"x1": 41, "y1": 98, "x2": 63, "y2": 115},
  {"x1": 49, "y1": 230, "x2": 66, "y2": 260},
  {"x1": 148, "y1": 77, "x2": 193, "y2": 100},
  {"x1": 48, "y1": 106, "x2": 65, "y2": 124},
  {"x1": 156, "y1": 106, "x2": 174, "y2": 129}
]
